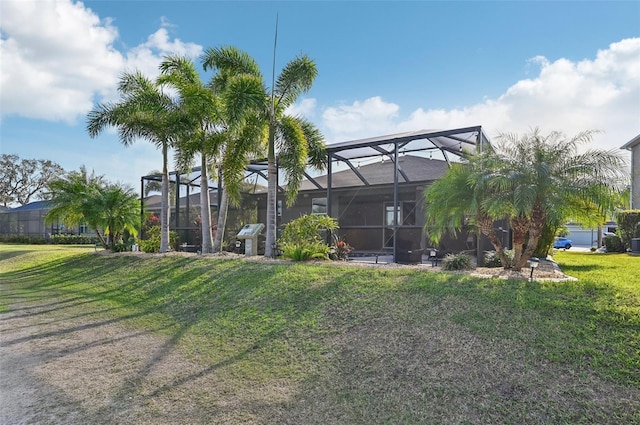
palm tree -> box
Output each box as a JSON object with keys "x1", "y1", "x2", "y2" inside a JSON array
[
  {"x1": 160, "y1": 51, "x2": 266, "y2": 253},
  {"x1": 488, "y1": 129, "x2": 626, "y2": 269},
  {"x1": 46, "y1": 167, "x2": 107, "y2": 247},
  {"x1": 87, "y1": 72, "x2": 182, "y2": 252},
  {"x1": 201, "y1": 46, "x2": 267, "y2": 252},
  {"x1": 97, "y1": 183, "x2": 141, "y2": 250},
  {"x1": 425, "y1": 128, "x2": 627, "y2": 271},
  {"x1": 157, "y1": 56, "x2": 219, "y2": 253},
  {"x1": 262, "y1": 53, "x2": 326, "y2": 257},
  {"x1": 424, "y1": 157, "x2": 512, "y2": 269},
  {"x1": 46, "y1": 168, "x2": 140, "y2": 250}
]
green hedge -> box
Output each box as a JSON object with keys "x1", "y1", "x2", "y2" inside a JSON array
[
  {"x1": 616, "y1": 210, "x2": 640, "y2": 249},
  {"x1": 49, "y1": 234, "x2": 100, "y2": 245},
  {"x1": 604, "y1": 235, "x2": 625, "y2": 253},
  {"x1": 0, "y1": 235, "x2": 46, "y2": 244}
]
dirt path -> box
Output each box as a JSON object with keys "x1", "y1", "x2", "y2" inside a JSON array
[{"x1": 0, "y1": 293, "x2": 235, "y2": 425}]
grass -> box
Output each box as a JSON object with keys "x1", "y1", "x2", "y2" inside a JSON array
[{"x1": 1, "y1": 244, "x2": 639, "y2": 424}]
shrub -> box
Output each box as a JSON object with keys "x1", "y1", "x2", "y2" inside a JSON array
[
  {"x1": 282, "y1": 241, "x2": 331, "y2": 261},
  {"x1": 329, "y1": 234, "x2": 353, "y2": 261},
  {"x1": 0, "y1": 235, "x2": 46, "y2": 244},
  {"x1": 483, "y1": 249, "x2": 514, "y2": 268},
  {"x1": 604, "y1": 235, "x2": 625, "y2": 253},
  {"x1": 49, "y1": 234, "x2": 99, "y2": 245},
  {"x1": 590, "y1": 246, "x2": 597, "y2": 252},
  {"x1": 616, "y1": 210, "x2": 640, "y2": 249},
  {"x1": 442, "y1": 253, "x2": 473, "y2": 271},
  {"x1": 280, "y1": 214, "x2": 339, "y2": 246},
  {"x1": 279, "y1": 214, "x2": 339, "y2": 261},
  {"x1": 139, "y1": 226, "x2": 178, "y2": 253}
]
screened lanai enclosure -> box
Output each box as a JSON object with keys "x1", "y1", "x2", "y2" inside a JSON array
[{"x1": 141, "y1": 126, "x2": 496, "y2": 262}]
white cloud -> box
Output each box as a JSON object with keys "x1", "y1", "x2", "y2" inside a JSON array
[
  {"x1": 0, "y1": 0, "x2": 202, "y2": 123},
  {"x1": 322, "y1": 96, "x2": 400, "y2": 142},
  {"x1": 321, "y1": 38, "x2": 640, "y2": 151},
  {"x1": 285, "y1": 98, "x2": 317, "y2": 119}
]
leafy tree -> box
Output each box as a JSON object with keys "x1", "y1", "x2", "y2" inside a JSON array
[
  {"x1": 0, "y1": 154, "x2": 64, "y2": 206},
  {"x1": 425, "y1": 129, "x2": 627, "y2": 271},
  {"x1": 87, "y1": 72, "x2": 183, "y2": 253},
  {"x1": 46, "y1": 168, "x2": 140, "y2": 251}
]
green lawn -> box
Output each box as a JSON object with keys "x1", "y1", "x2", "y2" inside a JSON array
[{"x1": 1, "y1": 244, "x2": 638, "y2": 424}]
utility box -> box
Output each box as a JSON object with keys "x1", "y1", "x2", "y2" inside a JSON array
[{"x1": 236, "y1": 223, "x2": 265, "y2": 256}]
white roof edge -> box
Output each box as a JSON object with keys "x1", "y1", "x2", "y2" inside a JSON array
[{"x1": 621, "y1": 133, "x2": 640, "y2": 150}]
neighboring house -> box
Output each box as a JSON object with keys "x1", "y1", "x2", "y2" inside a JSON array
[
  {"x1": 0, "y1": 200, "x2": 87, "y2": 238},
  {"x1": 621, "y1": 133, "x2": 640, "y2": 209}
]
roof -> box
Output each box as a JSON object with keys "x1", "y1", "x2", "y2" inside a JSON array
[
  {"x1": 7, "y1": 200, "x2": 52, "y2": 212},
  {"x1": 142, "y1": 126, "x2": 489, "y2": 190},
  {"x1": 621, "y1": 134, "x2": 640, "y2": 150},
  {"x1": 325, "y1": 126, "x2": 489, "y2": 161},
  {"x1": 299, "y1": 155, "x2": 449, "y2": 191}
]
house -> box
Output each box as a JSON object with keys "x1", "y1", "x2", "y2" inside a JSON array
[
  {"x1": 0, "y1": 200, "x2": 87, "y2": 238},
  {"x1": 146, "y1": 127, "x2": 503, "y2": 261},
  {"x1": 253, "y1": 155, "x2": 482, "y2": 255},
  {"x1": 247, "y1": 127, "x2": 500, "y2": 260},
  {"x1": 621, "y1": 133, "x2": 640, "y2": 209}
]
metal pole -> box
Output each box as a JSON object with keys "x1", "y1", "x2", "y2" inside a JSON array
[
  {"x1": 393, "y1": 143, "x2": 399, "y2": 263},
  {"x1": 140, "y1": 177, "x2": 145, "y2": 240}
]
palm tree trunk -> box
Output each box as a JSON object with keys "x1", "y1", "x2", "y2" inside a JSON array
[
  {"x1": 212, "y1": 176, "x2": 229, "y2": 252},
  {"x1": 200, "y1": 154, "x2": 214, "y2": 253},
  {"x1": 516, "y1": 205, "x2": 545, "y2": 270},
  {"x1": 477, "y1": 216, "x2": 510, "y2": 269},
  {"x1": 510, "y1": 215, "x2": 530, "y2": 271},
  {"x1": 265, "y1": 124, "x2": 278, "y2": 258},
  {"x1": 160, "y1": 142, "x2": 171, "y2": 253}
]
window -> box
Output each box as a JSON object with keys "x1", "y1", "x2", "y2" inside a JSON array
[
  {"x1": 312, "y1": 197, "x2": 327, "y2": 215},
  {"x1": 79, "y1": 223, "x2": 89, "y2": 234}
]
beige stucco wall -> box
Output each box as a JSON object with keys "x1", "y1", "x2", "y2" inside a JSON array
[{"x1": 631, "y1": 144, "x2": 640, "y2": 209}]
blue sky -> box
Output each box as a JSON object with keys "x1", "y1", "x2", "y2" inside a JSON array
[{"x1": 1, "y1": 0, "x2": 639, "y2": 194}]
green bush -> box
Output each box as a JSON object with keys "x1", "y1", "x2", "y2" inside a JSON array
[
  {"x1": 442, "y1": 252, "x2": 473, "y2": 271},
  {"x1": 49, "y1": 234, "x2": 99, "y2": 245},
  {"x1": 616, "y1": 210, "x2": 640, "y2": 249},
  {"x1": 0, "y1": 235, "x2": 46, "y2": 244},
  {"x1": 138, "y1": 226, "x2": 178, "y2": 253},
  {"x1": 483, "y1": 249, "x2": 514, "y2": 268},
  {"x1": 280, "y1": 214, "x2": 339, "y2": 246},
  {"x1": 282, "y1": 241, "x2": 331, "y2": 261},
  {"x1": 604, "y1": 235, "x2": 625, "y2": 253},
  {"x1": 279, "y1": 214, "x2": 339, "y2": 261}
]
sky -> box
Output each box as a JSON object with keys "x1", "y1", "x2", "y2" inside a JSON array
[{"x1": 1, "y1": 0, "x2": 639, "y2": 195}]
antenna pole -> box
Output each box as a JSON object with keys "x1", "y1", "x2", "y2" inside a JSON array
[{"x1": 271, "y1": 13, "x2": 278, "y2": 114}]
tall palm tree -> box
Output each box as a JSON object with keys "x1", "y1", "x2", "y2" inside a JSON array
[
  {"x1": 157, "y1": 56, "x2": 219, "y2": 253},
  {"x1": 262, "y1": 53, "x2": 326, "y2": 257},
  {"x1": 201, "y1": 46, "x2": 268, "y2": 252},
  {"x1": 87, "y1": 72, "x2": 182, "y2": 252},
  {"x1": 160, "y1": 51, "x2": 266, "y2": 253}
]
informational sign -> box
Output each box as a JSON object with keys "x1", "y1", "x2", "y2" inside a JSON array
[{"x1": 236, "y1": 223, "x2": 264, "y2": 239}]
